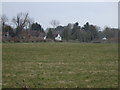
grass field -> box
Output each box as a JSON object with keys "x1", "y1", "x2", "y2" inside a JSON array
[{"x1": 2, "y1": 42, "x2": 118, "y2": 88}]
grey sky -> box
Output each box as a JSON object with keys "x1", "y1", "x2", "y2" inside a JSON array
[{"x1": 2, "y1": 2, "x2": 118, "y2": 30}]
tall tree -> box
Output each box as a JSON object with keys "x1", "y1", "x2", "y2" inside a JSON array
[
  {"x1": 47, "y1": 28, "x2": 53, "y2": 39},
  {"x1": 63, "y1": 26, "x2": 69, "y2": 41},
  {"x1": 82, "y1": 22, "x2": 99, "y2": 41},
  {"x1": 89, "y1": 25, "x2": 99, "y2": 40},
  {"x1": 12, "y1": 12, "x2": 32, "y2": 36},
  {"x1": 30, "y1": 22, "x2": 44, "y2": 32},
  {"x1": 1, "y1": 15, "x2": 8, "y2": 31},
  {"x1": 71, "y1": 22, "x2": 80, "y2": 40},
  {"x1": 83, "y1": 22, "x2": 89, "y2": 31}
]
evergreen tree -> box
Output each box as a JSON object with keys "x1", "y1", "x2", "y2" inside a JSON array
[
  {"x1": 47, "y1": 29, "x2": 53, "y2": 39},
  {"x1": 63, "y1": 26, "x2": 69, "y2": 41},
  {"x1": 71, "y1": 22, "x2": 80, "y2": 40},
  {"x1": 30, "y1": 22, "x2": 44, "y2": 32}
]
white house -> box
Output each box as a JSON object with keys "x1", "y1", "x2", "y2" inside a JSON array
[
  {"x1": 43, "y1": 36, "x2": 46, "y2": 40},
  {"x1": 102, "y1": 37, "x2": 107, "y2": 40},
  {"x1": 55, "y1": 34, "x2": 62, "y2": 41}
]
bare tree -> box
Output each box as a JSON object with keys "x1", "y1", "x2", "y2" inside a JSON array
[
  {"x1": 12, "y1": 12, "x2": 32, "y2": 36},
  {"x1": 50, "y1": 19, "x2": 60, "y2": 28},
  {"x1": 1, "y1": 15, "x2": 8, "y2": 24},
  {"x1": 1, "y1": 15, "x2": 8, "y2": 30},
  {"x1": 25, "y1": 17, "x2": 34, "y2": 29}
]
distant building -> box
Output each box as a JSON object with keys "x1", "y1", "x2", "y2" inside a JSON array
[
  {"x1": 51, "y1": 26, "x2": 62, "y2": 36},
  {"x1": 102, "y1": 37, "x2": 107, "y2": 40},
  {"x1": 55, "y1": 34, "x2": 62, "y2": 41},
  {"x1": 43, "y1": 36, "x2": 46, "y2": 40}
]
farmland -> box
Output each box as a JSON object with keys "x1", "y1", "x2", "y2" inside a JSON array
[{"x1": 2, "y1": 43, "x2": 118, "y2": 88}]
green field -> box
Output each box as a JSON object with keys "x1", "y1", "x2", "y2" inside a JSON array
[{"x1": 2, "y1": 43, "x2": 118, "y2": 88}]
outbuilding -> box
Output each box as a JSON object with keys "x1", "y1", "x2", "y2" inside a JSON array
[
  {"x1": 102, "y1": 37, "x2": 107, "y2": 40},
  {"x1": 55, "y1": 34, "x2": 62, "y2": 41}
]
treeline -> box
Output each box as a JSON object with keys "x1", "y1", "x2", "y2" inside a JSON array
[{"x1": 1, "y1": 12, "x2": 119, "y2": 43}]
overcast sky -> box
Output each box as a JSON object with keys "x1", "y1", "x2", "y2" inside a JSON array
[{"x1": 2, "y1": 2, "x2": 118, "y2": 30}]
